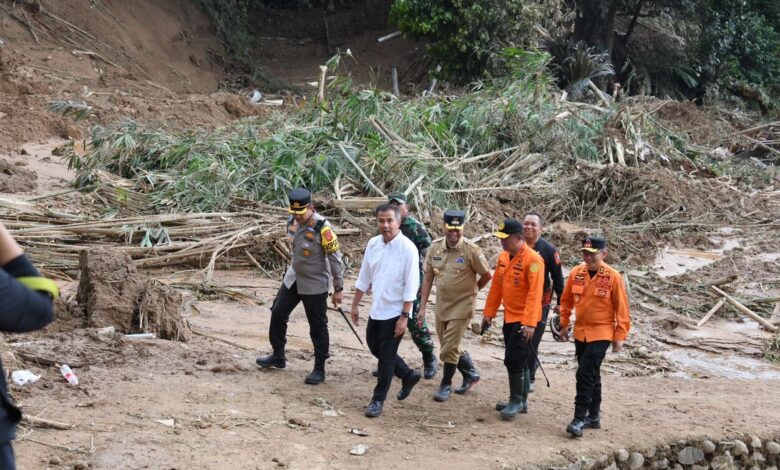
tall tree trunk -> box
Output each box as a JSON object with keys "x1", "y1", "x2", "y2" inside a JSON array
[{"x1": 573, "y1": 0, "x2": 619, "y2": 55}]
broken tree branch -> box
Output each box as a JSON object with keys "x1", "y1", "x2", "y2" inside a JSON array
[{"x1": 337, "y1": 143, "x2": 386, "y2": 197}]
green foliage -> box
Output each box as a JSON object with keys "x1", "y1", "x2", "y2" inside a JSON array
[
  {"x1": 390, "y1": 0, "x2": 541, "y2": 83},
  {"x1": 551, "y1": 41, "x2": 615, "y2": 97},
  {"x1": 64, "y1": 52, "x2": 694, "y2": 213},
  {"x1": 46, "y1": 100, "x2": 93, "y2": 121}
]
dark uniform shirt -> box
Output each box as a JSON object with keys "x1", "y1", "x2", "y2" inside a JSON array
[{"x1": 533, "y1": 237, "x2": 564, "y2": 306}]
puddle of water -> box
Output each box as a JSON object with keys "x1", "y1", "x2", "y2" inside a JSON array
[
  {"x1": 664, "y1": 349, "x2": 780, "y2": 380},
  {"x1": 653, "y1": 237, "x2": 742, "y2": 278}
]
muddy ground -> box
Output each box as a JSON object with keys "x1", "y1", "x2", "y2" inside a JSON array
[{"x1": 1, "y1": 1, "x2": 780, "y2": 469}]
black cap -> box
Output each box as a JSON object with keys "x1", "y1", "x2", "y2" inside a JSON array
[
  {"x1": 387, "y1": 192, "x2": 407, "y2": 204},
  {"x1": 494, "y1": 218, "x2": 522, "y2": 239},
  {"x1": 581, "y1": 236, "x2": 607, "y2": 253},
  {"x1": 443, "y1": 209, "x2": 466, "y2": 230},
  {"x1": 288, "y1": 188, "x2": 311, "y2": 214}
]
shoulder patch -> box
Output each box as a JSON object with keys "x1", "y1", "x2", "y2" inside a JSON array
[
  {"x1": 320, "y1": 225, "x2": 340, "y2": 253},
  {"x1": 530, "y1": 262, "x2": 540, "y2": 273}
]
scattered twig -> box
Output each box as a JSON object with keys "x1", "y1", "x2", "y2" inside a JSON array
[
  {"x1": 710, "y1": 286, "x2": 778, "y2": 332},
  {"x1": 21, "y1": 416, "x2": 73, "y2": 430},
  {"x1": 192, "y1": 330, "x2": 254, "y2": 351},
  {"x1": 697, "y1": 298, "x2": 726, "y2": 328}
]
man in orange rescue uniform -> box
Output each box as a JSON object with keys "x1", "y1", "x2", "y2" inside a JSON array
[
  {"x1": 481, "y1": 218, "x2": 544, "y2": 420},
  {"x1": 558, "y1": 236, "x2": 631, "y2": 437}
]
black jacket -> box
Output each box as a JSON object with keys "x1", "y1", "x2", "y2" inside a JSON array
[{"x1": 0, "y1": 254, "x2": 55, "y2": 443}]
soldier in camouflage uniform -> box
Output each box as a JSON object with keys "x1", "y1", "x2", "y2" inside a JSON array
[
  {"x1": 386, "y1": 192, "x2": 438, "y2": 379},
  {"x1": 256, "y1": 188, "x2": 345, "y2": 386}
]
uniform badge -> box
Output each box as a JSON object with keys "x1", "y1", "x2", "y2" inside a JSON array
[
  {"x1": 433, "y1": 268, "x2": 441, "y2": 276},
  {"x1": 305, "y1": 232, "x2": 314, "y2": 240},
  {"x1": 303, "y1": 249, "x2": 311, "y2": 257},
  {"x1": 513, "y1": 277, "x2": 519, "y2": 285},
  {"x1": 320, "y1": 225, "x2": 340, "y2": 254},
  {"x1": 455, "y1": 257, "x2": 465, "y2": 264},
  {"x1": 554, "y1": 252, "x2": 561, "y2": 265},
  {"x1": 529, "y1": 262, "x2": 540, "y2": 273},
  {"x1": 597, "y1": 289, "x2": 607, "y2": 297}
]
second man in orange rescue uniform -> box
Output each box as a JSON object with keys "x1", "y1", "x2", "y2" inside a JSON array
[{"x1": 481, "y1": 219, "x2": 544, "y2": 420}]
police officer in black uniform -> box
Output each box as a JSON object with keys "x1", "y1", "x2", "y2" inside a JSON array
[
  {"x1": 256, "y1": 188, "x2": 345, "y2": 385},
  {"x1": 0, "y1": 222, "x2": 57, "y2": 468},
  {"x1": 522, "y1": 212, "x2": 564, "y2": 392}
]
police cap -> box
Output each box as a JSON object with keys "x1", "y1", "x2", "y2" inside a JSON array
[{"x1": 288, "y1": 187, "x2": 311, "y2": 214}]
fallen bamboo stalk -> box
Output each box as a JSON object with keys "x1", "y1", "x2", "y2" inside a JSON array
[
  {"x1": 21, "y1": 10, "x2": 39, "y2": 43},
  {"x1": 317, "y1": 65, "x2": 327, "y2": 103},
  {"x1": 21, "y1": 416, "x2": 73, "y2": 430},
  {"x1": 337, "y1": 143, "x2": 386, "y2": 197},
  {"x1": 710, "y1": 286, "x2": 778, "y2": 332},
  {"x1": 377, "y1": 31, "x2": 402, "y2": 43},
  {"x1": 588, "y1": 80, "x2": 611, "y2": 108},
  {"x1": 697, "y1": 298, "x2": 726, "y2": 327}
]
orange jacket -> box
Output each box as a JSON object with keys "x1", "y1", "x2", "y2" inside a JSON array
[
  {"x1": 560, "y1": 262, "x2": 631, "y2": 342},
  {"x1": 483, "y1": 245, "x2": 544, "y2": 326}
]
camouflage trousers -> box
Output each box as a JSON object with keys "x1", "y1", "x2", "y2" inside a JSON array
[{"x1": 408, "y1": 271, "x2": 435, "y2": 357}]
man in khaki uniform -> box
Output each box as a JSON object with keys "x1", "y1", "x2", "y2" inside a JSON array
[{"x1": 419, "y1": 210, "x2": 492, "y2": 402}]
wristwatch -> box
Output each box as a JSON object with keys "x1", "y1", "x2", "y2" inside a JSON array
[{"x1": 401, "y1": 311, "x2": 410, "y2": 318}]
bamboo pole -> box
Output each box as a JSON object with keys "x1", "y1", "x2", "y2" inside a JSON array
[
  {"x1": 697, "y1": 298, "x2": 725, "y2": 327},
  {"x1": 710, "y1": 286, "x2": 778, "y2": 332},
  {"x1": 337, "y1": 143, "x2": 386, "y2": 197}
]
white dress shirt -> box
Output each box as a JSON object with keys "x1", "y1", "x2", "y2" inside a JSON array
[{"x1": 355, "y1": 233, "x2": 420, "y2": 320}]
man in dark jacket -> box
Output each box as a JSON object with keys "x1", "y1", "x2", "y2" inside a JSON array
[{"x1": 0, "y1": 222, "x2": 57, "y2": 468}]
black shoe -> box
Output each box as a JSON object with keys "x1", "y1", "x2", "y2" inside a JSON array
[
  {"x1": 256, "y1": 353, "x2": 286, "y2": 369},
  {"x1": 567, "y1": 418, "x2": 586, "y2": 437},
  {"x1": 365, "y1": 400, "x2": 384, "y2": 417},
  {"x1": 304, "y1": 368, "x2": 325, "y2": 385},
  {"x1": 583, "y1": 415, "x2": 601, "y2": 429},
  {"x1": 397, "y1": 371, "x2": 421, "y2": 401},
  {"x1": 423, "y1": 354, "x2": 438, "y2": 380},
  {"x1": 371, "y1": 368, "x2": 378, "y2": 377}
]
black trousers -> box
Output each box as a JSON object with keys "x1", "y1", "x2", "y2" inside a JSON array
[
  {"x1": 574, "y1": 340, "x2": 611, "y2": 419},
  {"x1": 268, "y1": 282, "x2": 329, "y2": 363},
  {"x1": 527, "y1": 305, "x2": 551, "y2": 382},
  {"x1": 0, "y1": 442, "x2": 14, "y2": 470},
  {"x1": 366, "y1": 317, "x2": 413, "y2": 402},
  {"x1": 502, "y1": 322, "x2": 530, "y2": 374}
]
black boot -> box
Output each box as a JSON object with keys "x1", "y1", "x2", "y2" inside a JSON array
[
  {"x1": 423, "y1": 351, "x2": 438, "y2": 379},
  {"x1": 520, "y1": 368, "x2": 530, "y2": 413},
  {"x1": 499, "y1": 372, "x2": 525, "y2": 420},
  {"x1": 583, "y1": 415, "x2": 601, "y2": 429},
  {"x1": 365, "y1": 400, "x2": 384, "y2": 417},
  {"x1": 454, "y1": 352, "x2": 480, "y2": 395},
  {"x1": 304, "y1": 357, "x2": 326, "y2": 385},
  {"x1": 567, "y1": 418, "x2": 586, "y2": 437},
  {"x1": 256, "y1": 351, "x2": 286, "y2": 369},
  {"x1": 433, "y1": 363, "x2": 456, "y2": 402}
]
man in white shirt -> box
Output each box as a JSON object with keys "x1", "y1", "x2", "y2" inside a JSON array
[{"x1": 350, "y1": 204, "x2": 422, "y2": 417}]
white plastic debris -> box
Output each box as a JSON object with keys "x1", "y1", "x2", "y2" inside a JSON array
[
  {"x1": 11, "y1": 370, "x2": 40, "y2": 386},
  {"x1": 249, "y1": 90, "x2": 263, "y2": 103},
  {"x1": 350, "y1": 444, "x2": 369, "y2": 456},
  {"x1": 97, "y1": 326, "x2": 115, "y2": 335}
]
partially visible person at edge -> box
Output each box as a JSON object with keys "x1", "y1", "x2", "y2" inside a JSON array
[
  {"x1": 0, "y1": 222, "x2": 58, "y2": 469},
  {"x1": 522, "y1": 212, "x2": 564, "y2": 392},
  {"x1": 384, "y1": 192, "x2": 437, "y2": 379},
  {"x1": 256, "y1": 188, "x2": 344, "y2": 386},
  {"x1": 419, "y1": 210, "x2": 492, "y2": 402},
  {"x1": 557, "y1": 236, "x2": 631, "y2": 438},
  {"x1": 351, "y1": 204, "x2": 422, "y2": 418},
  {"x1": 481, "y1": 219, "x2": 544, "y2": 420}
]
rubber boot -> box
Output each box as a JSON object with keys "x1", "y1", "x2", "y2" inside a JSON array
[
  {"x1": 520, "y1": 368, "x2": 530, "y2": 413},
  {"x1": 256, "y1": 351, "x2": 286, "y2": 369},
  {"x1": 567, "y1": 405, "x2": 589, "y2": 437},
  {"x1": 454, "y1": 352, "x2": 480, "y2": 395},
  {"x1": 499, "y1": 372, "x2": 525, "y2": 420},
  {"x1": 433, "y1": 363, "x2": 457, "y2": 402},
  {"x1": 423, "y1": 351, "x2": 438, "y2": 379},
  {"x1": 304, "y1": 357, "x2": 325, "y2": 385}
]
